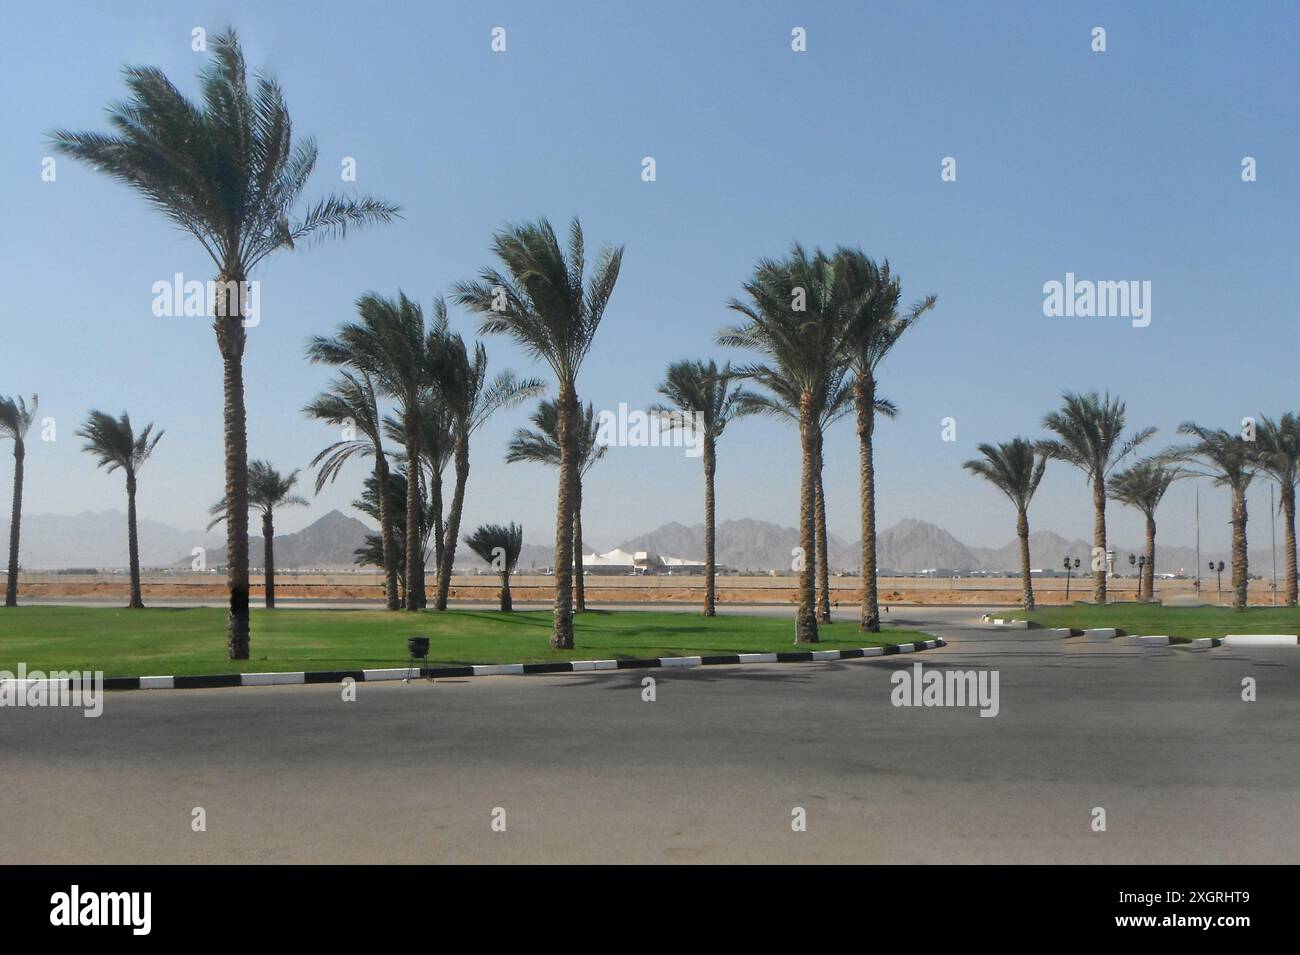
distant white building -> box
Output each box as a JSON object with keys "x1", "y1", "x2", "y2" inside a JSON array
[{"x1": 580, "y1": 548, "x2": 711, "y2": 576}]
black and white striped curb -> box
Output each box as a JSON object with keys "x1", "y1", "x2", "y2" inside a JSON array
[{"x1": 73, "y1": 637, "x2": 949, "y2": 691}]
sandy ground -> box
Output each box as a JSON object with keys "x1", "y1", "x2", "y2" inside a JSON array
[{"x1": 6, "y1": 571, "x2": 1287, "y2": 606}]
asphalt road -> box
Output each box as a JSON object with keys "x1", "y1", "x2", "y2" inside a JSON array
[{"x1": 1, "y1": 608, "x2": 1296, "y2": 863}]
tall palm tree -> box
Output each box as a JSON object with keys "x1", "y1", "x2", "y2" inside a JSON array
[
  {"x1": 1166, "y1": 424, "x2": 1258, "y2": 610},
  {"x1": 452, "y1": 218, "x2": 624, "y2": 649},
  {"x1": 75, "y1": 411, "x2": 164, "y2": 609},
  {"x1": 719, "y1": 244, "x2": 849, "y2": 644},
  {"x1": 308, "y1": 292, "x2": 432, "y2": 613},
  {"x1": 378, "y1": 399, "x2": 452, "y2": 607},
  {"x1": 649, "y1": 360, "x2": 752, "y2": 617},
  {"x1": 303, "y1": 370, "x2": 400, "y2": 609},
  {"x1": 0, "y1": 395, "x2": 38, "y2": 607},
  {"x1": 963, "y1": 439, "x2": 1048, "y2": 610},
  {"x1": 209, "y1": 461, "x2": 308, "y2": 608},
  {"x1": 734, "y1": 366, "x2": 896, "y2": 622},
  {"x1": 1040, "y1": 391, "x2": 1155, "y2": 604},
  {"x1": 410, "y1": 394, "x2": 454, "y2": 592},
  {"x1": 1108, "y1": 461, "x2": 1178, "y2": 601},
  {"x1": 464, "y1": 523, "x2": 524, "y2": 612},
  {"x1": 53, "y1": 30, "x2": 398, "y2": 657},
  {"x1": 1255, "y1": 414, "x2": 1300, "y2": 606},
  {"x1": 836, "y1": 250, "x2": 936, "y2": 632},
  {"x1": 352, "y1": 467, "x2": 431, "y2": 606},
  {"x1": 505, "y1": 400, "x2": 608, "y2": 610},
  {"x1": 428, "y1": 307, "x2": 543, "y2": 610}
]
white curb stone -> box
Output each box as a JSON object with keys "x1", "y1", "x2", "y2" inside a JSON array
[
  {"x1": 1084, "y1": 628, "x2": 1118, "y2": 641},
  {"x1": 471, "y1": 663, "x2": 526, "y2": 676},
  {"x1": 1222, "y1": 634, "x2": 1298, "y2": 647},
  {"x1": 659, "y1": 656, "x2": 702, "y2": 668},
  {"x1": 139, "y1": 676, "x2": 174, "y2": 689},
  {"x1": 1136, "y1": 635, "x2": 1170, "y2": 647},
  {"x1": 361, "y1": 668, "x2": 410, "y2": 681},
  {"x1": 571, "y1": 659, "x2": 619, "y2": 671}
]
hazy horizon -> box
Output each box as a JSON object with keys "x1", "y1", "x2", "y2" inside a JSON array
[{"x1": 3, "y1": 1, "x2": 1297, "y2": 557}]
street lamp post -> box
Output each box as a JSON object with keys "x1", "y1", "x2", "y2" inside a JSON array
[
  {"x1": 1128, "y1": 553, "x2": 1137, "y2": 599},
  {"x1": 1063, "y1": 556, "x2": 1080, "y2": 602},
  {"x1": 1137, "y1": 555, "x2": 1147, "y2": 601},
  {"x1": 1210, "y1": 560, "x2": 1225, "y2": 600}
]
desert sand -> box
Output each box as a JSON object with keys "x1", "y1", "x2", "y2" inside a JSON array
[{"x1": 7, "y1": 571, "x2": 1286, "y2": 606}]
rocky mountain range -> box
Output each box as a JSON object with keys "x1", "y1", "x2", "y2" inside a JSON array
[{"x1": 0, "y1": 509, "x2": 1274, "y2": 576}]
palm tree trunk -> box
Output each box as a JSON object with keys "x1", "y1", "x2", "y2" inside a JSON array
[
  {"x1": 552, "y1": 384, "x2": 578, "y2": 649},
  {"x1": 216, "y1": 304, "x2": 251, "y2": 659},
  {"x1": 854, "y1": 373, "x2": 880, "y2": 632},
  {"x1": 500, "y1": 571, "x2": 513, "y2": 612},
  {"x1": 703, "y1": 433, "x2": 717, "y2": 617},
  {"x1": 1018, "y1": 508, "x2": 1034, "y2": 610},
  {"x1": 1231, "y1": 486, "x2": 1248, "y2": 610},
  {"x1": 411, "y1": 465, "x2": 426, "y2": 609},
  {"x1": 126, "y1": 472, "x2": 144, "y2": 609},
  {"x1": 435, "y1": 437, "x2": 469, "y2": 610},
  {"x1": 1144, "y1": 513, "x2": 1156, "y2": 603},
  {"x1": 5, "y1": 440, "x2": 24, "y2": 607},
  {"x1": 1283, "y1": 486, "x2": 1297, "y2": 607},
  {"x1": 815, "y1": 436, "x2": 831, "y2": 624},
  {"x1": 574, "y1": 478, "x2": 586, "y2": 612},
  {"x1": 796, "y1": 392, "x2": 819, "y2": 644},
  {"x1": 374, "y1": 455, "x2": 400, "y2": 610},
  {"x1": 430, "y1": 467, "x2": 444, "y2": 602},
  {"x1": 262, "y1": 511, "x2": 276, "y2": 609},
  {"x1": 402, "y1": 413, "x2": 422, "y2": 613},
  {"x1": 1092, "y1": 476, "x2": 1107, "y2": 604}
]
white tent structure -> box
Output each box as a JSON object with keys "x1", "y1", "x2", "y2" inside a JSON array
[{"x1": 580, "y1": 547, "x2": 708, "y2": 576}]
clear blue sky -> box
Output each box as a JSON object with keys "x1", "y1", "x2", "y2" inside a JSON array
[{"x1": 2, "y1": 0, "x2": 1297, "y2": 559}]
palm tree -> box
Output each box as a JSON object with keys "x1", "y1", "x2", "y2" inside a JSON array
[
  {"x1": 734, "y1": 366, "x2": 896, "y2": 622},
  {"x1": 836, "y1": 250, "x2": 936, "y2": 632},
  {"x1": 0, "y1": 395, "x2": 38, "y2": 607},
  {"x1": 377, "y1": 399, "x2": 452, "y2": 607},
  {"x1": 427, "y1": 307, "x2": 543, "y2": 610},
  {"x1": 352, "y1": 467, "x2": 431, "y2": 606},
  {"x1": 303, "y1": 371, "x2": 400, "y2": 609},
  {"x1": 410, "y1": 394, "x2": 454, "y2": 592},
  {"x1": 1108, "y1": 461, "x2": 1178, "y2": 601},
  {"x1": 464, "y1": 523, "x2": 524, "y2": 612},
  {"x1": 649, "y1": 361, "x2": 752, "y2": 617},
  {"x1": 1255, "y1": 414, "x2": 1300, "y2": 606},
  {"x1": 1040, "y1": 391, "x2": 1155, "y2": 604},
  {"x1": 505, "y1": 400, "x2": 608, "y2": 610},
  {"x1": 452, "y1": 218, "x2": 624, "y2": 649},
  {"x1": 75, "y1": 411, "x2": 165, "y2": 609},
  {"x1": 308, "y1": 292, "x2": 432, "y2": 613},
  {"x1": 1165, "y1": 424, "x2": 1258, "y2": 610},
  {"x1": 719, "y1": 244, "x2": 849, "y2": 643},
  {"x1": 52, "y1": 30, "x2": 398, "y2": 657},
  {"x1": 963, "y1": 439, "x2": 1048, "y2": 610},
  {"x1": 209, "y1": 461, "x2": 308, "y2": 608}
]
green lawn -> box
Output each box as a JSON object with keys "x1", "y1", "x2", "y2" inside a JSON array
[
  {"x1": 1025, "y1": 603, "x2": 1300, "y2": 638},
  {"x1": 0, "y1": 606, "x2": 928, "y2": 677}
]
